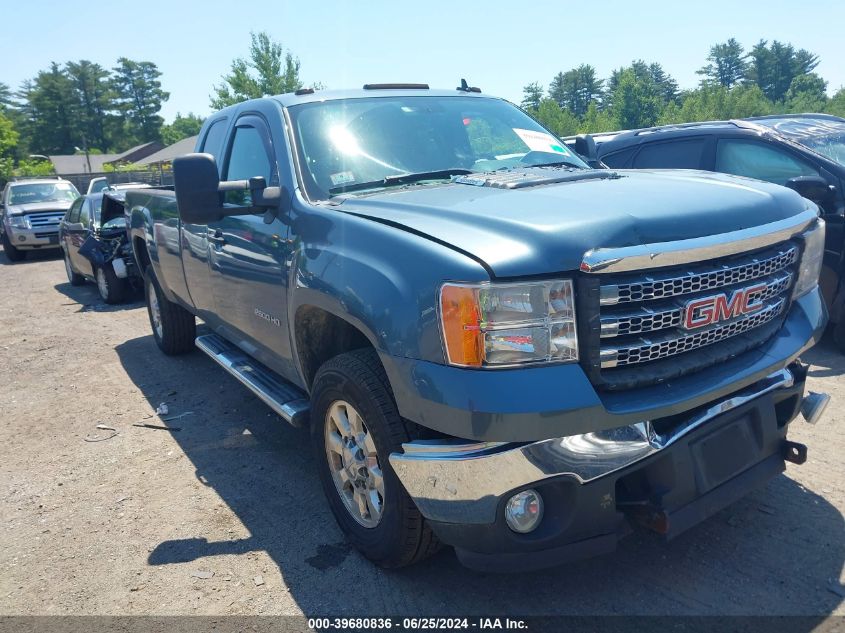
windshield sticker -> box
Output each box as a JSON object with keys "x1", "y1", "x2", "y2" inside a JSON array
[
  {"x1": 513, "y1": 128, "x2": 570, "y2": 155},
  {"x1": 330, "y1": 171, "x2": 356, "y2": 186}
]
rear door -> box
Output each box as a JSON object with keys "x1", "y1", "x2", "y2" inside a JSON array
[{"x1": 208, "y1": 113, "x2": 296, "y2": 377}]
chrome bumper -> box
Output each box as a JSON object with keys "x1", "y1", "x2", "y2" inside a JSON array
[
  {"x1": 5, "y1": 226, "x2": 59, "y2": 248},
  {"x1": 389, "y1": 368, "x2": 800, "y2": 525}
]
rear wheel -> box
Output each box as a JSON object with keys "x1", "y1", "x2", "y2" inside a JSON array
[
  {"x1": 1, "y1": 232, "x2": 25, "y2": 262},
  {"x1": 311, "y1": 348, "x2": 440, "y2": 568},
  {"x1": 96, "y1": 264, "x2": 126, "y2": 304},
  {"x1": 144, "y1": 266, "x2": 196, "y2": 355},
  {"x1": 64, "y1": 249, "x2": 85, "y2": 286}
]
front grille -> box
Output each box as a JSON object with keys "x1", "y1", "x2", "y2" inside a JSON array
[
  {"x1": 586, "y1": 242, "x2": 799, "y2": 389},
  {"x1": 602, "y1": 297, "x2": 785, "y2": 367},
  {"x1": 601, "y1": 271, "x2": 792, "y2": 338},
  {"x1": 600, "y1": 247, "x2": 797, "y2": 305},
  {"x1": 26, "y1": 211, "x2": 65, "y2": 228}
]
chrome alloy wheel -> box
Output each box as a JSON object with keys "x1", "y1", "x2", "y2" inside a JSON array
[
  {"x1": 96, "y1": 268, "x2": 109, "y2": 299},
  {"x1": 324, "y1": 400, "x2": 385, "y2": 528},
  {"x1": 148, "y1": 281, "x2": 163, "y2": 339}
]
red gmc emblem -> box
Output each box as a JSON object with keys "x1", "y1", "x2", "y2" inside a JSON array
[{"x1": 683, "y1": 283, "x2": 768, "y2": 330}]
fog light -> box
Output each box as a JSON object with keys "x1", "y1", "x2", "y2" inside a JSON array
[
  {"x1": 18, "y1": 235, "x2": 26, "y2": 242},
  {"x1": 505, "y1": 489, "x2": 543, "y2": 533}
]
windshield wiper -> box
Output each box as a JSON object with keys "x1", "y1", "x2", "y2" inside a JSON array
[
  {"x1": 328, "y1": 168, "x2": 473, "y2": 195},
  {"x1": 523, "y1": 160, "x2": 587, "y2": 169}
]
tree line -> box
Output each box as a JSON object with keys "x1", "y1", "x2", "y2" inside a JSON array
[
  {"x1": 0, "y1": 32, "x2": 304, "y2": 181},
  {"x1": 521, "y1": 38, "x2": 845, "y2": 137},
  {"x1": 0, "y1": 58, "x2": 206, "y2": 181},
  {"x1": 2, "y1": 35, "x2": 845, "y2": 182}
]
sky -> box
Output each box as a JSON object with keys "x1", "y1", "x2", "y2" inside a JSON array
[{"x1": 1, "y1": 0, "x2": 843, "y2": 123}]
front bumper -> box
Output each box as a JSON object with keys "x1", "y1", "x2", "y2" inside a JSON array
[
  {"x1": 4, "y1": 226, "x2": 60, "y2": 249},
  {"x1": 381, "y1": 287, "x2": 827, "y2": 442},
  {"x1": 389, "y1": 363, "x2": 816, "y2": 572}
]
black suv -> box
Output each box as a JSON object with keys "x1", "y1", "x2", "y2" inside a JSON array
[{"x1": 587, "y1": 114, "x2": 845, "y2": 351}]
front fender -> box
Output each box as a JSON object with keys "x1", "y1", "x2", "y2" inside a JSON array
[{"x1": 287, "y1": 204, "x2": 489, "y2": 365}]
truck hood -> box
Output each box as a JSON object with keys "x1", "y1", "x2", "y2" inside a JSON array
[
  {"x1": 7, "y1": 200, "x2": 75, "y2": 215},
  {"x1": 337, "y1": 169, "x2": 811, "y2": 277}
]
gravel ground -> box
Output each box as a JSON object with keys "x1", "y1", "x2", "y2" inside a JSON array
[{"x1": 1, "y1": 247, "x2": 843, "y2": 618}]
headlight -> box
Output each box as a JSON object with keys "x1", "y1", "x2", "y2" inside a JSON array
[
  {"x1": 439, "y1": 279, "x2": 578, "y2": 368},
  {"x1": 8, "y1": 215, "x2": 28, "y2": 229},
  {"x1": 793, "y1": 218, "x2": 825, "y2": 299}
]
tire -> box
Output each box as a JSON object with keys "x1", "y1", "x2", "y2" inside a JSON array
[
  {"x1": 144, "y1": 266, "x2": 196, "y2": 355},
  {"x1": 96, "y1": 263, "x2": 126, "y2": 304},
  {"x1": 311, "y1": 348, "x2": 440, "y2": 568},
  {"x1": 64, "y1": 249, "x2": 85, "y2": 286},
  {"x1": 2, "y1": 231, "x2": 25, "y2": 262}
]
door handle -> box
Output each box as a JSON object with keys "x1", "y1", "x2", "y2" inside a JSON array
[{"x1": 208, "y1": 229, "x2": 226, "y2": 245}]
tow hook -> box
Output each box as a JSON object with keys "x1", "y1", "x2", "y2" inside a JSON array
[
  {"x1": 782, "y1": 440, "x2": 808, "y2": 465},
  {"x1": 801, "y1": 392, "x2": 831, "y2": 425}
]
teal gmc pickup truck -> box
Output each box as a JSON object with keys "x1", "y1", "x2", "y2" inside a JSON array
[{"x1": 126, "y1": 84, "x2": 830, "y2": 572}]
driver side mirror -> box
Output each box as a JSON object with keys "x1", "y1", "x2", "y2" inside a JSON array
[
  {"x1": 173, "y1": 153, "x2": 289, "y2": 224},
  {"x1": 785, "y1": 176, "x2": 835, "y2": 210}
]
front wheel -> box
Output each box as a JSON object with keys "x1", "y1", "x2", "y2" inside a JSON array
[
  {"x1": 144, "y1": 267, "x2": 196, "y2": 355},
  {"x1": 96, "y1": 264, "x2": 126, "y2": 304},
  {"x1": 2, "y1": 232, "x2": 25, "y2": 262},
  {"x1": 311, "y1": 348, "x2": 439, "y2": 568}
]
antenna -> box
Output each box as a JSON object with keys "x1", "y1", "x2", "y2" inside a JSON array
[{"x1": 456, "y1": 79, "x2": 481, "y2": 93}]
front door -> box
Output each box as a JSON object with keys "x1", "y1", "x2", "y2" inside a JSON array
[
  {"x1": 67, "y1": 198, "x2": 93, "y2": 275},
  {"x1": 208, "y1": 115, "x2": 297, "y2": 379},
  {"x1": 180, "y1": 117, "x2": 230, "y2": 324}
]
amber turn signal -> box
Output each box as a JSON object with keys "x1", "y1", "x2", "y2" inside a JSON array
[{"x1": 440, "y1": 285, "x2": 483, "y2": 367}]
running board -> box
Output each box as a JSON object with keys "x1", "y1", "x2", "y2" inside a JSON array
[{"x1": 195, "y1": 333, "x2": 310, "y2": 427}]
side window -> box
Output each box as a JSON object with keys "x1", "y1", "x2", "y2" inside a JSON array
[
  {"x1": 715, "y1": 139, "x2": 818, "y2": 185},
  {"x1": 600, "y1": 146, "x2": 637, "y2": 168},
  {"x1": 200, "y1": 118, "x2": 228, "y2": 160},
  {"x1": 67, "y1": 198, "x2": 83, "y2": 223},
  {"x1": 223, "y1": 124, "x2": 274, "y2": 206},
  {"x1": 633, "y1": 138, "x2": 707, "y2": 169},
  {"x1": 79, "y1": 200, "x2": 91, "y2": 228}
]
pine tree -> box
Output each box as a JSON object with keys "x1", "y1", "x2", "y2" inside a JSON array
[
  {"x1": 210, "y1": 32, "x2": 303, "y2": 109},
  {"x1": 66, "y1": 60, "x2": 113, "y2": 152},
  {"x1": 520, "y1": 82, "x2": 544, "y2": 112},
  {"x1": 18, "y1": 63, "x2": 79, "y2": 154},
  {"x1": 697, "y1": 38, "x2": 748, "y2": 88},
  {"x1": 111, "y1": 58, "x2": 169, "y2": 144}
]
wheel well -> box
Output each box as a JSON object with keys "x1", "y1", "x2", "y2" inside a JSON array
[
  {"x1": 295, "y1": 306, "x2": 373, "y2": 389},
  {"x1": 134, "y1": 236, "x2": 151, "y2": 276}
]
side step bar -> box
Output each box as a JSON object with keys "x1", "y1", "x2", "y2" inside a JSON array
[{"x1": 195, "y1": 334, "x2": 310, "y2": 427}]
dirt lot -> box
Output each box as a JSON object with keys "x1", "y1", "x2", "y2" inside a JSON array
[{"x1": 1, "y1": 247, "x2": 843, "y2": 618}]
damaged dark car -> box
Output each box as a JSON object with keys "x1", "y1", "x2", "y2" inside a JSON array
[{"x1": 60, "y1": 189, "x2": 145, "y2": 303}]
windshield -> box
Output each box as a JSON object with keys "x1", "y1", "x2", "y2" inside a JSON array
[
  {"x1": 9, "y1": 182, "x2": 79, "y2": 205},
  {"x1": 289, "y1": 95, "x2": 587, "y2": 200},
  {"x1": 799, "y1": 133, "x2": 845, "y2": 165},
  {"x1": 756, "y1": 117, "x2": 845, "y2": 166}
]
